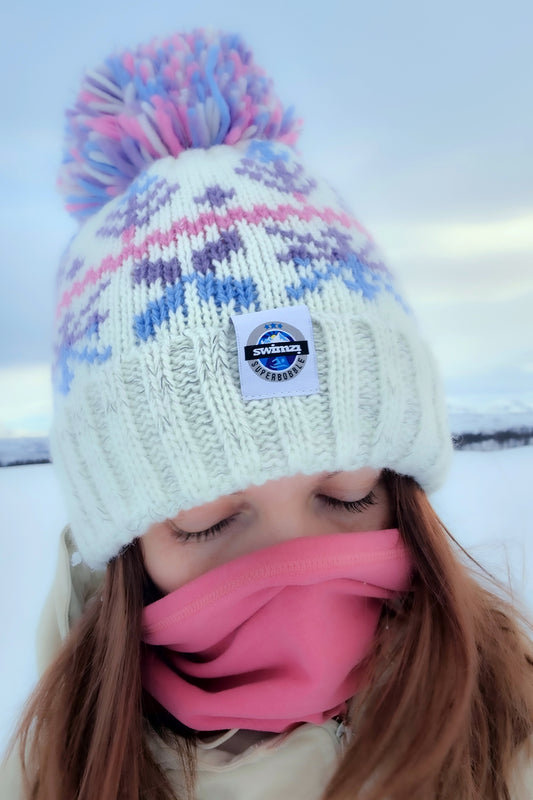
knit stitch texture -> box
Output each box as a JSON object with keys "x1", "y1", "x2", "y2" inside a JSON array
[{"x1": 51, "y1": 138, "x2": 452, "y2": 568}]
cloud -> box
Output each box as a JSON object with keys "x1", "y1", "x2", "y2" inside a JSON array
[
  {"x1": 410, "y1": 289, "x2": 533, "y2": 387},
  {"x1": 369, "y1": 211, "x2": 533, "y2": 307},
  {"x1": 0, "y1": 364, "x2": 53, "y2": 437},
  {"x1": 380, "y1": 210, "x2": 533, "y2": 261}
]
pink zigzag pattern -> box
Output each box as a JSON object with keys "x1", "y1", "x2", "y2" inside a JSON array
[{"x1": 56, "y1": 203, "x2": 374, "y2": 317}]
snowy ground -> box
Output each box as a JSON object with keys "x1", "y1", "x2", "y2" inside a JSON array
[{"x1": 1, "y1": 448, "x2": 532, "y2": 753}]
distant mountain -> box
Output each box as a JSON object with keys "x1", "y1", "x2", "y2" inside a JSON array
[
  {"x1": 0, "y1": 437, "x2": 51, "y2": 467},
  {"x1": 447, "y1": 393, "x2": 533, "y2": 450}
]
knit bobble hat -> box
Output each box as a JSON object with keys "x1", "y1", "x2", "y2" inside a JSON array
[{"x1": 51, "y1": 29, "x2": 453, "y2": 569}]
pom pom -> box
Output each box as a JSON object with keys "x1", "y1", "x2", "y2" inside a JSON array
[{"x1": 58, "y1": 30, "x2": 302, "y2": 221}]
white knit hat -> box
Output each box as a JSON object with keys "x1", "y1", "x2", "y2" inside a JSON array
[{"x1": 50, "y1": 30, "x2": 453, "y2": 568}]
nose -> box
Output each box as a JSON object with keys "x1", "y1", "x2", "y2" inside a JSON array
[{"x1": 247, "y1": 479, "x2": 334, "y2": 546}]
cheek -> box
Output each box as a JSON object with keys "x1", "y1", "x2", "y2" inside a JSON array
[
  {"x1": 372, "y1": 490, "x2": 395, "y2": 529},
  {"x1": 349, "y1": 487, "x2": 394, "y2": 532},
  {"x1": 141, "y1": 530, "x2": 226, "y2": 594}
]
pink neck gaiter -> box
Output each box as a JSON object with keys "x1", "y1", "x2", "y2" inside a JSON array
[{"x1": 141, "y1": 528, "x2": 412, "y2": 733}]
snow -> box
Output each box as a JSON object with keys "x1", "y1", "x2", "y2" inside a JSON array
[{"x1": 1, "y1": 448, "x2": 533, "y2": 753}]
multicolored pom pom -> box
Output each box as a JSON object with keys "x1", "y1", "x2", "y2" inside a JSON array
[{"x1": 58, "y1": 29, "x2": 302, "y2": 222}]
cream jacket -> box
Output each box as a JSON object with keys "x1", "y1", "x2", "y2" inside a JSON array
[{"x1": 1, "y1": 526, "x2": 532, "y2": 799}]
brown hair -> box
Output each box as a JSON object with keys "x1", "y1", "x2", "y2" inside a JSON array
[
  {"x1": 7, "y1": 471, "x2": 533, "y2": 799},
  {"x1": 323, "y1": 470, "x2": 533, "y2": 799},
  {"x1": 12, "y1": 542, "x2": 196, "y2": 800}
]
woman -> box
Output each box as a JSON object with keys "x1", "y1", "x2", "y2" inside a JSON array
[{"x1": 2, "y1": 28, "x2": 532, "y2": 799}]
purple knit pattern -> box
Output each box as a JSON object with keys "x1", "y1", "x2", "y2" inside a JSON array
[
  {"x1": 261, "y1": 221, "x2": 405, "y2": 306},
  {"x1": 131, "y1": 229, "x2": 243, "y2": 291},
  {"x1": 192, "y1": 230, "x2": 243, "y2": 274},
  {"x1": 54, "y1": 141, "x2": 411, "y2": 396},
  {"x1": 55, "y1": 240, "x2": 78, "y2": 288},
  {"x1": 54, "y1": 277, "x2": 113, "y2": 394},
  {"x1": 132, "y1": 256, "x2": 182, "y2": 288},
  {"x1": 131, "y1": 228, "x2": 249, "y2": 341},
  {"x1": 66, "y1": 256, "x2": 85, "y2": 281},
  {"x1": 235, "y1": 155, "x2": 316, "y2": 197},
  {"x1": 264, "y1": 224, "x2": 360, "y2": 266},
  {"x1": 194, "y1": 185, "x2": 236, "y2": 208},
  {"x1": 97, "y1": 174, "x2": 180, "y2": 238}
]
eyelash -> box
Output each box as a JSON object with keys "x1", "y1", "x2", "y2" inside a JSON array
[
  {"x1": 168, "y1": 491, "x2": 377, "y2": 543},
  {"x1": 320, "y1": 491, "x2": 377, "y2": 513},
  {"x1": 168, "y1": 515, "x2": 237, "y2": 543}
]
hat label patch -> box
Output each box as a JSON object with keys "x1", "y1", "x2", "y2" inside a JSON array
[{"x1": 231, "y1": 305, "x2": 319, "y2": 401}]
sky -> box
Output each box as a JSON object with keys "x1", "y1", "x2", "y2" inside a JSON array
[{"x1": 1, "y1": 0, "x2": 532, "y2": 436}]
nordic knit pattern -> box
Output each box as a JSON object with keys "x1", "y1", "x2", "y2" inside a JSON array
[{"x1": 50, "y1": 137, "x2": 452, "y2": 568}]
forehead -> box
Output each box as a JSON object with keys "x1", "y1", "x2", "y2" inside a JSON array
[{"x1": 177, "y1": 468, "x2": 383, "y2": 515}]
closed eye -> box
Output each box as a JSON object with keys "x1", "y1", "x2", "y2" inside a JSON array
[
  {"x1": 168, "y1": 491, "x2": 378, "y2": 543},
  {"x1": 319, "y1": 490, "x2": 377, "y2": 513},
  {"x1": 167, "y1": 515, "x2": 237, "y2": 543}
]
